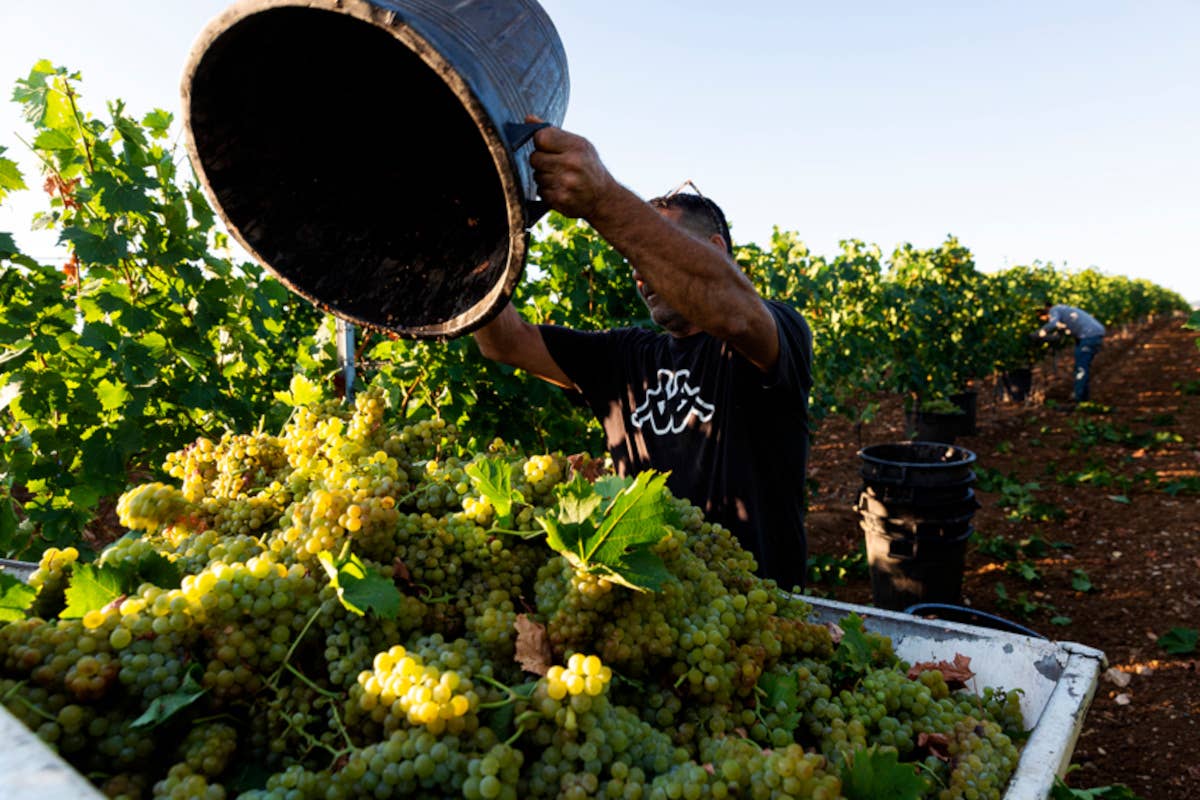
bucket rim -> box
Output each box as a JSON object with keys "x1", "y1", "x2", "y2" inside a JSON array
[
  {"x1": 180, "y1": 0, "x2": 539, "y2": 340},
  {"x1": 857, "y1": 441, "x2": 978, "y2": 469}
]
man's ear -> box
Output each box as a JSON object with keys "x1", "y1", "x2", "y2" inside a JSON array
[{"x1": 709, "y1": 232, "x2": 729, "y2": 253}]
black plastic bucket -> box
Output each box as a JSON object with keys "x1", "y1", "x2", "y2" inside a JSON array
[
  {"x1": 950, "y1": 390, "x2": 978, "y2": 435},
  {"x1": 857, "y1": 488, "x2": 981, "y2": 524},
  {"x1": 857, "y1": 442, "x2": 979, "y2": 610},
  {"x1": 859, "y1": 510, "x2": 974, "y2": 541},
  {"x1": 865, "y1": 527, "x2": 973, "y2": 611},
  {"x1": 1001, "y1": 367, "x2": 1033, "y2": 403},
  {"x1": 903, "y1": 410, "x2": 962, "y2": 444},
  {"x1": 858, "y1": 442, "x2": 977, "y2": 487},
  {"x1": 182, "y1": 0, "x2": 569, "y2": 340},
  {"x1": 860, "y1": 471, "x2": 976, "y2": 506}
]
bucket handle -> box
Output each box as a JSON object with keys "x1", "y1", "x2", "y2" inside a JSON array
[
  {"x1": 504, "y1": 121, "x2": 553, "y2": 223},
  {"x1": 504, "y1": 120, "x2": 550, "y2": 150},
  {"x1": 904, "y1": 603, "x2": 1046, "y2": 639}
]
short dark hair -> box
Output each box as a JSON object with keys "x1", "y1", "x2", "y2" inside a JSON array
[{"x1": 649, "y1": 192, "x2": 734, "y2": 255}]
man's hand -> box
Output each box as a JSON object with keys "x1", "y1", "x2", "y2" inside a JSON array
[{"x1": 528, "y1": 117, "x2": 618, "y2": 220}]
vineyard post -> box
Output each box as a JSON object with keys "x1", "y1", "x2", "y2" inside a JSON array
[{"x1": 336, "y1": 318, "x2": 357, "y2": 402}]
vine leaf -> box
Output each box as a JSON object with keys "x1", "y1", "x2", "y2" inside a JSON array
[
  {"x1": 0, "y1": 378, "x2": 22, "y2": 413},
  {"x1": 539, "y1": 470, "x2": 673, "y2": 593},
  {"x1": 465, "y1": 456, "x2": 524, "y2": 528},
  {"x1": 0, "y1": 572, "x2": 36, "y2": 622},
  {"x1": 0, "y1": 146, "x2": 26, "y2": 201},
  {"x1": 833, "y1": 613, "x2": 876, "y2": 675},
  {"x1": 61, "y1": 563, "x2": 124, "y2": 619},
  {"x1": 274, "y1": 373, "x2": 322, "y2": 408},
  {"x1": 318, "y1": 548, "x2": 400, "y2": 619},
  {"x1": 840, "y1": 745, "x2": 929, "y2": 800},
  {"x1": 131, "y1": 664, "x2": 207, "y2": 729},
  {"x1": 0, "y1": 497, "x2": 20, "y2": 553},
  {"x1": 1157, "y1": 627, "x2": 1198, "y2": 655},
  {"x1": 757, "y1": 671, "x2": 801, "y2": 734}
]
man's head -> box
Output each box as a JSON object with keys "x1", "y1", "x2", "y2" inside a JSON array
[
  {"x1": 648, "y1": 191, "x2": 734, "y2": 256},
  {"x1": 634, "y1": 190, "x2": 734, "y2": 335}
]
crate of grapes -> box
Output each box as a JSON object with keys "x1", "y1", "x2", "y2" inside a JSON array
[
  {"x1": 0, "y1": 594, "x2": 1104, "y2": 800},
  {"x1": 806, "y1": 596, "x2": 1106, "y2": 799},
  {"x1": 0, "y1": 397, "x2": 1106, "y2": 799}
]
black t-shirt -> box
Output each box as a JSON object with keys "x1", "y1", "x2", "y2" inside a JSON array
[{"x1": 539, "y1": 300, "x2": 813, "y2": 589}]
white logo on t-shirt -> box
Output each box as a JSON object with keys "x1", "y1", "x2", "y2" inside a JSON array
[{"x1": 631, "y1": 369, "x2": 715, "y2": 435}]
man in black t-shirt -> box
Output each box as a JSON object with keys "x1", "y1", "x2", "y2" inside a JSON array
[{"x1": 473, "y1": 122, "x2": 813, "y2": 590}]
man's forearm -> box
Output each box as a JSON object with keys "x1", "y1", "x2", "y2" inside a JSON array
[
  {"x1": 472, "y1": 303, "x2": 573, "y2": 389},
  {"x1": 586, "y1": 183, "x2": 768, "y2": 343}
]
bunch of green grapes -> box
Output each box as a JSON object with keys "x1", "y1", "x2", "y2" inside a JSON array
[
  {"x1": 350, "y1": 642, "x2": 480, "y2": 735},
  {"x1": 390, "y1": 416, "x2": 457, "y2": 465},
  {"x1": 518, "y1": 655, "x2": 686, "y2": 798},
  {"x1": 936, "y1": 717, "x2": 1021, "y2": 800},
  {"x1": 117, "y1": 482, "x2": 195, "y2": 535},
  {"x1": 150, "y1": 763, "x2": 227, "y2": 800},
  {"x1": 176, "y1": 721, "x2": 239, "y2": 778},
  {"x1": 26, "y1": 545, "x2": 80, "y2": 619},
  {"x1": 696, "y1": 737, "x2": 843, "y2": 800},
  {"x1": 319, "y1": 596, "x2": 426, "y2": 690},
  {"x1": 462, "y1": 742, "x2": 524, "y2": 800},
  {"x1": 168, "y1": 529, "x2": 264, "y2": 576},
  {"x1": 407, "y1": 456, "x2": 474, "y2": 515},
  {"x1": 163, "y1": 436, "x2": 220, "y2": 503},
  {"x1": 516, "y1": 453, "x2": 567, "y2": 502}
]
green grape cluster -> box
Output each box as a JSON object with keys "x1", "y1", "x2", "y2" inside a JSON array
[
  {"x1": 0, "y1": 389, "x2": 1032, "y2": 799},
  {"x1": 117, "y1": 482, "x2": 195, "y2": 534},
  {"x1": 351, "y1": 643, "x2": 479, "y2": 734},
  {"x1": 26, "y1": 545, "x2": 79, "y2": 619}
]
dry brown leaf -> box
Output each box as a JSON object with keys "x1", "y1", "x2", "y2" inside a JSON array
[
  {"x1": 392, "y1": 558, "x2": 412, "y2": 584},
  {"x1": 514, "y1": 613, "x2": 553, "y2": 676},
  {"x1": 567, "y1": 453, "x2": 609, "y2": 483},
  {"x1": 917, "y1": 731, "x2": 952, "y2": 762},
  {"x1": 907, "y1": 653, "x2": 975, "y2": 689}
]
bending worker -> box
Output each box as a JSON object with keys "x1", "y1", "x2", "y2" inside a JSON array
[
  {"x1": 472, "y1": 122, "x2": 813, "y2": 591},
  {"x1": 1035, "y1": 304, "x2": 1106, "y2": 402}
]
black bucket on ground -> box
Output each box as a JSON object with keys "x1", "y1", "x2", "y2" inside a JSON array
[
  {"x1": 950, "y1": 390, "x2": 978, "y2": 435},
  {"x1": 857, "y1": 488, "x2": 981, "y2": 528},
  {"x1": 859, "y1": 471, "x2": 976, "y2": 507},
  {"x1": 859, "y1": 442, "x2": 977, "y2": 487},
  {"x1": 859, "y1": 510, "x2": 975, "y2": 541},
  {"x1": 182, "y1": 0, "x2": 569, "y2": 340},
  {"x1": 903, "y1": 410, "x2": 962, "y2": 443},
  {"x1": 864, "y1": 526, "x2": 973, "y2": 610},
  {"x1": 1001, "y1": 367, "x2": 1033, "y2": 403},
  {"x1": 857, "y1": 442, "x2": 979, "y2": 610}
]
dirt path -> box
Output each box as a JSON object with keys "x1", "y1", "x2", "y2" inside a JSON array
[{"x1": 805, "y1": 314, "x2": 1200, "y2": 799}]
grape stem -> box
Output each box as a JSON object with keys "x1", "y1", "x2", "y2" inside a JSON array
[
  {"x1": 282, "y1": 661, "x2": 343, "y2": 699},
  {"x1": 12, "y1": 693, "x2": 57, "y2": 723},
  {"x1": 504, "y1": 711, "x2": 540, "y2": 746},
  {"x1": 266, "y1": 604, "x2": 325, "y2": 689},
  {"x1": 474, "y1": 672, "x2": 532, "y2": 708}
]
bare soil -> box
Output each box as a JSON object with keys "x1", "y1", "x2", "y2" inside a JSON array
[{"x1": 805, "y1": 315, "x2": 1200, "y2": 799}]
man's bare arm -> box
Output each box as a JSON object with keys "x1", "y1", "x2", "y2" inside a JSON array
[
  {"x1": 472, "y1": 303, "x2": 574, "y2": 389},
  {"x1": 528, "y1": 123, "x2": 780, "y2": 372}
]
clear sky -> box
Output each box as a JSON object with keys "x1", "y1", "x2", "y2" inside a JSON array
[{"x1": 2, "y1": 1, "x2": 1197, "y2": 303}]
